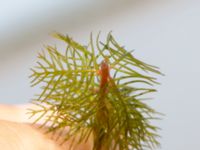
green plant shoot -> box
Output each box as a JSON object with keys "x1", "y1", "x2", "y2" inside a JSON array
[{"x1": 29, "y1": 32, "x2": 163, "y2": 150}]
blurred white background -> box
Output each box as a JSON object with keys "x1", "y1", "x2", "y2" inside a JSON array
[{"x1": 0, "y1": 0, "x2": 200, "y2": 149}]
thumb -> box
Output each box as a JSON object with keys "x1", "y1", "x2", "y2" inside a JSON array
[{"x1": 0, "y1": 120, "x2": 62, "y2": 150}]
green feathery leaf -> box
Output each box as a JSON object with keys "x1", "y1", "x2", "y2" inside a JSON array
[{"x1": 29, "y1": 32, "x2": 163, "y2": 150}]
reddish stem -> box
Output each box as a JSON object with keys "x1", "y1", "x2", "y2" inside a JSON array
[{"x1": 99, "y1": 59, "x2": 111, "y2": 89}]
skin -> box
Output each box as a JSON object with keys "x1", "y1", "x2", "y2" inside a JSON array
[{"x1": 0, "y1": 104, "x2": 93, "y2": 150}]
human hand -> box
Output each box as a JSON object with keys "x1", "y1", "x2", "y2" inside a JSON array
[{"x1": 0, "y1": 104, "x2": 92, "y2": 150}]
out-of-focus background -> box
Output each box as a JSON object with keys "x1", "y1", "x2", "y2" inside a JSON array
[{"x1": 0, "y1": 0, "x2": 200, "y2": 149}]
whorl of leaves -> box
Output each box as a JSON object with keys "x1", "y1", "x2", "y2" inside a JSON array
[{"x1": 29, "y1": 32, "x2": 163, "y2": 150}]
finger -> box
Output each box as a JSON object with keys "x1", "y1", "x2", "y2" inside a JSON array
[
  {"x1": 0, "y1": 120, "x2": 62, "y2": 150},
  {"x1": 0, "y1": 104, "x2": 94, "y2": 150},
  {"x1": 0, "y1": 104, "x2": 25, "y2": 123}
]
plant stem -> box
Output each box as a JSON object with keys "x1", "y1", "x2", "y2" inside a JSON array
[{"x1": 93, "y1": 59, "x2": 110, "y2": 150}]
